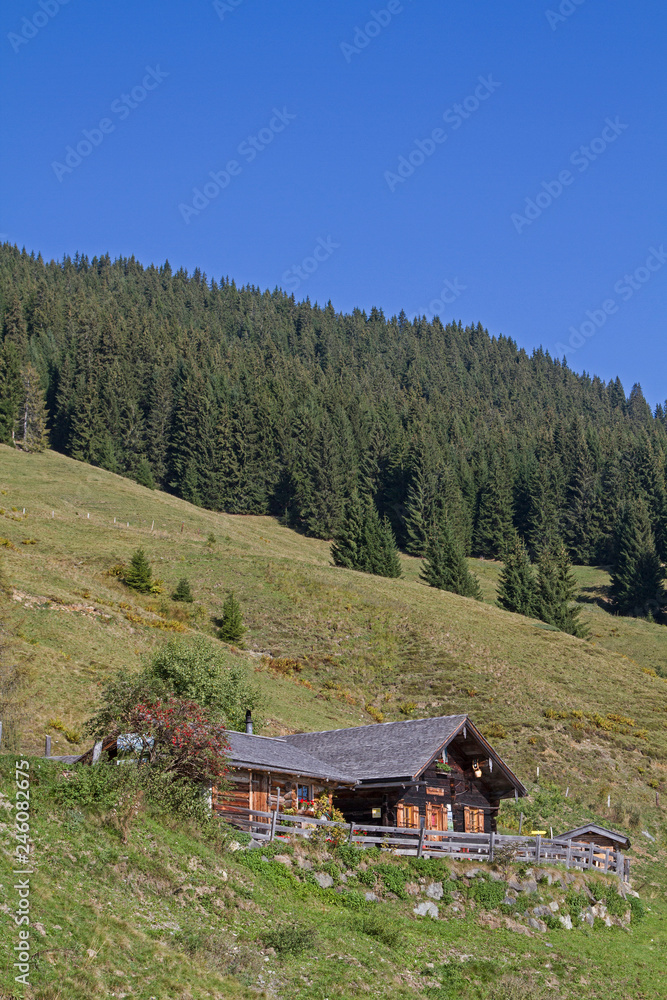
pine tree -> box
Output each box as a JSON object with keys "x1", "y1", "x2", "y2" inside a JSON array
[
  {"x1": 473, "y1": 455, "x2": 515, "y2": 558},
  {"x1": 331, "y1": 491, "x2": 365, "y2": 569},
  {"x1": 124, "y1": 548, "x2": 153, "y2": 594},
  {"x1": 219, "y1": 592, "x2": 246, "y2": 644},
  {"x1": 17, "y1": 365, "x2": 49, "y2": 452},
  {"x1": 536, "y1": 542, "x2": 587, "y2": 637},
  {"x1": 497, "y1": 533, "x2": 537, "y2": 616},
  {"x1": 420, "y1": 516, "x2": 481, "y2": 599},
  {"x1": 610, "y1": 503, "x2": 665, "y2": 617},
  {"x1": 331, "y1": 493, "x2": 401, "y2": 578},
  {"x1": 172, "y1": 578, "x2": 194, "y2": 603}
]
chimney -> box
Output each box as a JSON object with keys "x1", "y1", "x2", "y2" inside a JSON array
[{"x1": 245, "y1": 710, "x2": 253, "y2": 735}]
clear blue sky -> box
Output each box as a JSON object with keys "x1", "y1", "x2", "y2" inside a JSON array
[{"x1": 1, "y1": 0, "x2": 665, "y2": 405}]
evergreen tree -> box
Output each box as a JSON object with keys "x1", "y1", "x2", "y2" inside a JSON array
[
  {"x1": 497, "y1": 532, "x2": 537, "y2": 616},
  {"x1": 610, "y1": 503, "x2": 665, "y2": 617},
  {"x1": 331, "y1": 491, "x2": 365, "y2": 570},
  {"x1": 0, "y1": 342, "x2": 23, "y2": 445},
  {"x1": 473, "y1": 455, "x2": 514, "y2": 558},
  {"x1": 219, "y1": 592, "x2": 246, "y2": 644},
  {"x1": 124, "y1": 548, "x2": 153, "y2": 594},
  {"x1": 172, "y1": 578, "x2": 194, "y2": 603},
  {"x1": 536, "y1": 542, "x2": 587, "y2": 637},
  {"x1": 331, "y1": 493, "x2": 401, "y2": 578},
  {"x1": 17, "y1": 364, "x2": 49, "y2": 452},
  {"x1": 420, "y1": 516, "x2": 481, "y2": 599}
]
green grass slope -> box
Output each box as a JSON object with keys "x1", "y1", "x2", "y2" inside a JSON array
[{"x1": 0, "y1": 445, "x2": 666, "y2": 836}]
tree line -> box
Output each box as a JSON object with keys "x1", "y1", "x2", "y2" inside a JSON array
[{"x1": 0, "y1": 243, "x2": 665, "y2": 623}]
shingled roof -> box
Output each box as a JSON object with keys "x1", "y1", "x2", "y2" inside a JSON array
[
  {"x1": 283, "y1": 714, "x2": 468, "y2": 782},
  {"x1": 226, "y1": 731, "x2": 356, "y2": 784}
]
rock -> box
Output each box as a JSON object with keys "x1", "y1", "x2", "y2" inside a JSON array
[
  {"x1": 520, "y1": 879, "x2": 538, "y2": 894},
  {"x1": 449, "y1": 873, "x2": 458, "y2": 881},
  {"x1": 548, "y1": 901, "x2": 559, "y2": 912},
  {"x1": 488, "y1": 870, "x2": 504, "y2": 881},
  {"x1": 414, "y1": 901, "x2": 439, "y2": 919},
  {"x1": 559, "y1": 914, "x2": 573, "y2": 930},
  {"x1": 528, "y1": 917, "x2": 547, "y2": 932},
  {"x1": 591, "y1": 902, "x2": 608, "y2": 920},
  {"x1": 508, "y1": 878, "x2": 523, "y2": 891},
  {"x1": 466, "y1": 868, "x2": 485, "y2": 878},
  {"x1": 532, "y1": 905, "x2": 552, "y2": 919},
  {"x1": 296, "y1": 857, "x2": 313, "y2": 870},
  {"x1": 248, "y1": 840, "x2": 264, "y2": 851},
  {"x1": 313, "y1": 872, "x2": 334, "y2": 889},
  {"x1": 339, "y1": 873, "x2": 348, "y2": 883},
  {"x1": 273, "y1": 854, "x2": 292, "y2": 866},
  {"x1": 564, "y1": 872, "x2": 577, "y2": 884},
  {"x1": 364, "y1": 891, "x2": 379, "y2": 902},
  {"x1": 582, "y1": 909, "x2": 594, "y2": 927},
  {"x1": 228, "y1": 841, "x2": 241, "y2": 853},
  {"x1": 426, "y1": 882, "x2": 444, "y2": 900},
  {"x1": 404, "y1": 882, "x2": 421, "y2": 896},
  {"x1": 501, "y1": 897, "x2": 515, "y2": 907}
]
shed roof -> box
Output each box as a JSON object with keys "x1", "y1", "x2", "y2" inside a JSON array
[
  {"x1": 558, "y1": 823, "x2": 631, "y2": 848},
  {"x1": 226, "y1": 731, "x2": 356, "y2": 784},
  {"x1": 283, "y1": 714, "x2": 468, "y2": 781}
]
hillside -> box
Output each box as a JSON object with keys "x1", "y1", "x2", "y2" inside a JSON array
[{"x1": 1, "y1": 446, "x2": 666, "y2": 839}]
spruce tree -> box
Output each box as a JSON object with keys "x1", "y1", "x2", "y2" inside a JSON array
[
  {"x1": 219, "y1": 592, "x2": 246, "y2": 644},
  {"x1": 473, "y1": 456, "x2": 514, "y2": 559},
  {"x1": 536, "y1": 542, "x2": 587, "y2": 637},
  {"x1": 497, "y1": 533, "x2": 537, "y2": 616},
  {"x1": 421, "y1": 517, "x2": 481, "y2": 599},
  {"x1": 172, "y1": 578, "x2": 194, "y2": 603},
  {"x1": 331, "y1": 491, "x2": 365, "y2": 569},
  {"x1": 124, "y1": 548, "x2": 153, "y2": 594},
  {"x1": 17, "y1": 364, "x2": 49, "y2": 453},
  {"x1": 610, "y1": 503, "x2": 665, "y2": 617},
  {"x1": 332, "y1": 492, "x2": 401, "y2": 578}
]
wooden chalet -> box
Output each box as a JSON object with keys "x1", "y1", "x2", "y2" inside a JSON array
[{"x1": 219, "y1": 714, "x2": 526, "y2": 834}]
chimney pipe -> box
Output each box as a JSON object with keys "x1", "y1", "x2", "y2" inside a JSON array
[{"x1": 245, "y1": 710, "x2": 253, "y2": 735}]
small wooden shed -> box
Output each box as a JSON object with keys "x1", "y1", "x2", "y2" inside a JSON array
[{"x1": 558, "y1": 823, "x2": 631, "y2": 851}]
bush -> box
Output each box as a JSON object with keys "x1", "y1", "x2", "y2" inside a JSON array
[
  {"x1": 373, "y1": 863, "x2": 410, "y2": 899},
  {"x1": 409, "y1": 857, "x2": 448, "y2": 879},
  {"x1": 262, "y1": 923, "x2": 316, "y2": 956},
  {"x1": 359, "y1": 911, "x2": 401, "y2": 948},
  {"x1": 172, "y1": 577, "x2": 194, "y2": 603},
  {"x1": 335, "y1": 843, "x2": 364, "y2": 869},
  {"x1": 468, "y1": 878, "x2": 505, "y2": 910},
  {"x1": 564, "y1": 888, "x2": 589, "y2": 919}
]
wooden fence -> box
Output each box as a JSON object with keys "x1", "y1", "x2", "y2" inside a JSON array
[{"x1": 217, "y1": 806, "x2": 631, "y2": 882}]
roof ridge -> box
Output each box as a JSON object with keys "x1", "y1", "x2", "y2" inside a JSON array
[{"x1": 285, "y1": 713, "x2": 468, "y2": 738}]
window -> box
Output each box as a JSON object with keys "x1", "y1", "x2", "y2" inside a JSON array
[{"x1": 297, "y1": 784, "x2": 311, "y2": 808}]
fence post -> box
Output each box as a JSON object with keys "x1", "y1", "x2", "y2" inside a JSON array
[
  {"x1": 535, "y1": 833, "x2": 541, "y2": 865},
  {"x1": 270, "y1": 809, "x2": 278, "y2": 842},
  {"x1": 604, "y1": 848, "x2": 610, "y2": 873},
  {"x1": 616, "y1": 851, "x2": 623, "y2": 883},
  {"x1": 566, "y1": 839, "x2": 572, "y2": 869},
  {"x1": 91, "y1": 740, "x2": 103, "y2": 764},
  {"x1": 587, "y1": 842, "x2": 595, "y2": 870},
  {"x1": 347, "y1": 822, "x2": 354, "y2": 844},
  {"x1": 417, "y1": 818, "x2": 426, "y2": 858},
  {"x1": 45, "y1": 735, "x2": 51, "y2": 758},
  {"x1": 519, "y1": 812, "x2": 524, "y2": 835},
  {"x1": 488, "y1": 830, "x2": 495, "y2": 863}
]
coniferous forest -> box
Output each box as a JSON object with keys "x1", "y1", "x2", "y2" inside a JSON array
[{"x1": 1, "y1": 243, "x2": 666, "y2": 607}]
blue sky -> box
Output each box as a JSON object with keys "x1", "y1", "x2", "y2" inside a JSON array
[{"x1": 1, "y1": 0, "x2": 665, "y2": 405}]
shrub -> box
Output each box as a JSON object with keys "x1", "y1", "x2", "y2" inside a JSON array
[
  {"x1": 373, "y1": 863, "x2": 410, "y2": 899},
  {"x1": 357, "y1": 868, "x2": 378, "y2": 888},
  {"x1": 262, "y1": 924, "x2": 316, "y2": 955},
  {"x1": 359, "y1": 911, "x2": 401, "y2": 948},
  {"x1": 335, "y1": 843, "x2": 363, "y2": 869},
  {"x1": 206, "y1": 533, "x2": 216, "y2": 547},
  {"x1": 409, "y1": 857, "x2": 447, "y2": 879},
  {"x1": 468, "y1": 878, "x2": 505, "y2": 910},
  {"x1": 172, "y1": 577, "x2": 194, "y2": 603},
  {"x1": 564, "y1": 888, "x2": 589, "y2": 919}
]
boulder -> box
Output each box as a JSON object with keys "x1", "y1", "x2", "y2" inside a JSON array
[
  {"x1": 426, "y1": 882, "x2": 444, "y2": 900},
  {"x1": 520, "y1": 879, "x2": 538, "y2": 894},
  {"x1": 559, "y1": 914, "x2": 573, "y2": 930},
  {"x1": 364, "y1": 891, "x2": 379, "y2": 902},
  {"x1": 227, "y1": 841, "x2": 241, "y2": 853},
  {"x1": 501, "y1": 897, "x2": 516, "y2": 907},
  {"x1": 273, "y1": 854, "x2": 292, "y2": 866},
  {"x1": 528, "y1": 917, "x2": 547, "y2": 933},
  {"x1": 404, "y1": 882, "x2": 421, "y2": 896},
  {"x1": 313, "y1": 872, "x2": 334, "y2": 889},
  {"x1": 488, "y1": 870, "x2": 504, "y2": 882},
  {"x1": 548, "y1": 900, "x2": 559, "y2": 912},
  {"x1": 296, "y1": 857, "x2": 313, "y2": 871},
  {"x1": 414, "y1": 901, "x2": 439, "y2": 919}
]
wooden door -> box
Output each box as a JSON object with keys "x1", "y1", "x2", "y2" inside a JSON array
[
  {"x1": 426, "y1": 802, "x2": 447, "y2": 840},
  {"x1": 464, "y1": 806, "x2": 484, "y2": 834},
  {"x1": 251, "y1": 774, "x2": 269, "y2": 833}
]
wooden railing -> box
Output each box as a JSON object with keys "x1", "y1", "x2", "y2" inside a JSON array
[{"x1": 216, "y1": 806, "x2": 631, "y2": 882}]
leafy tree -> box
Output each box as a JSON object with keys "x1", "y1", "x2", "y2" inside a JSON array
[
  {"x1": 124, "y1": 548, "x2": 154, "y2": 594},
  {"x1": 219, "y1": 592, "x2": 247, "y2": 644},
  {"x1": 497, "y1": 533, "x2": 537, "y2": 616},
  {"x1": 86, "y1": 636, "x2": 262, "y2": 734},
  {"x1": 421, "y1": 517, "x2": 481, "y2": 599},
  {"x1": 610, "y1": 503, "x2": 665, "y2": 618}
]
